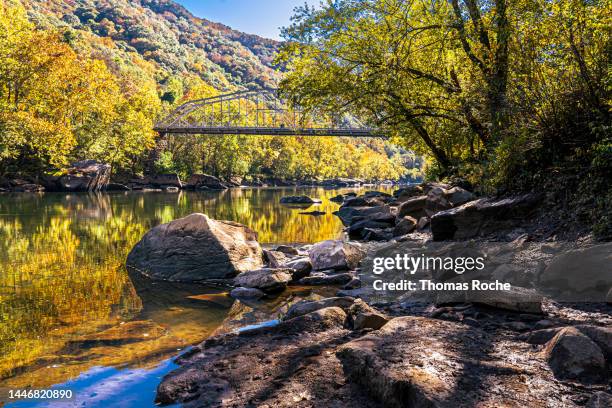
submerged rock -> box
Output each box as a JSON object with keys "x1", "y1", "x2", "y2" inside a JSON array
[
  {"x1": 230, "y1": 287, "x2": 266, "y2": 300},
  {"x1": 126, "y1": 213, "x2": 263, "y2": 281},
  {"x1": 280, "y1": 195, "x2": 321, "y2": 204}
]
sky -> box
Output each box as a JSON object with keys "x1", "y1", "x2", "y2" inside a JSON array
[{"x1": 176, "y1": 0, "x2": 320, "y2": 40}]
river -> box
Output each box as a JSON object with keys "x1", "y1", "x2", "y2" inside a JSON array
[{"x1": 0, "y1": 186, "x2": 393, "y2": 407}]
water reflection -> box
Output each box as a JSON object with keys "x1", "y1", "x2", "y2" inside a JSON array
[{"x1": 0, "y1": 187, "x2": 392, "y2": 401}]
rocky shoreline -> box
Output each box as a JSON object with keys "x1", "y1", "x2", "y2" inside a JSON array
[
  {"x1": 121, "y1": 181, "x2": 611, "y2": 407},
  {"x1": 0, "y1": 159, "x2": 406, "y2": 193}
]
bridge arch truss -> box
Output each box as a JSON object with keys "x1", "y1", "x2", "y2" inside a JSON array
[{"x1": 154, "y1": 88, "x2": 380, "y2": 138}]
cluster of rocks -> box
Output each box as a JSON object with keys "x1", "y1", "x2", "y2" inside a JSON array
[
  {"x1": 331, "y1": 182, "x2": 475, "y2": 241},
  {"x1": 230, "y1": 240, "x2": 365, "y2": 300},
  {"x1": 330, "y1": 182, "x2": 544, "y2": 241}
]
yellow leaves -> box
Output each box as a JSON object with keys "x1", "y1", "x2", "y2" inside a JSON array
[{"x1": 0, "y1": 0, "x2": 162, "y2": 170}]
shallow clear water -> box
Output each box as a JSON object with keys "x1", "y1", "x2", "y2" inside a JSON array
[{"x1": 0, "y1": 187, "x2": 391, "y2": 406}]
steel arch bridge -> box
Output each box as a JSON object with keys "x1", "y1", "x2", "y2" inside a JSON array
[{"x1": 154, "y1": 88, "x2": 381, "y2": 138}]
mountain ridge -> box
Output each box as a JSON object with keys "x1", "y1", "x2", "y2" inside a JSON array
[{"x1": 22, "y1": 0, "x2": 281, "y2": 91}]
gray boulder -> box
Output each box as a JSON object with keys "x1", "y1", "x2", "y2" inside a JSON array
[
  {"x1": 150, "y1": 174, "x2": 182, "y2": 189},
  {"x1": 263, "y1": 249, "x2": 288, "y2": 268},
  {"x1": 393, "y1": 216, "x2": 417, "y2": 237},
  {"x1": 308, "y1": 240, "x2": 365, "y2": 271},
  {"x1": 282, "y1": 257, "x2": 312, "y2": 281},
  {"x1": 396, "y1": 195, "x2": 427, "y2": 219},
  {"x1": 126, "y1": 213, "x2": 263, "y2": 281},
  {"x1": 233, "y1": 268, "x2": 293, "y2": 293},
  {"x1": 425, "y1": 187, "x2": 451, "y2": 217},
  {"x1": 543, "y1": 327, "x2": 607, "y2": 384}
]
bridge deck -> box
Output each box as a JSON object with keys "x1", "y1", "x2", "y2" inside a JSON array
[{"x1": 154, "y1": 126, "x2": 382, "y2": 138}]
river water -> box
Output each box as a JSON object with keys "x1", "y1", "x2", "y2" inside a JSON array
[{"x1": 0, "y1": 187, "x2": 392, "y2": 406}]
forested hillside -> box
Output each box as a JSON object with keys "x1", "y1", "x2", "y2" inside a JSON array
[{"x1": 0, "y1": 0, "x2": 409, "y2": 181}]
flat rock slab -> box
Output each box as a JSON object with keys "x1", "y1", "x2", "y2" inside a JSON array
[
  {"x1": 156, "y1": 307, "x2": 380, "y2": 407},
  {"x1": 337, "y1": 316, "x2": 581, "y2": 407}
]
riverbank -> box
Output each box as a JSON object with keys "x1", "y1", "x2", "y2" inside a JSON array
[
  {"x1": 121, "y1": 183, "x2": 610, "y2": 407},
  {"x1": 0, "y1": 159, "x2": 415, "y2": 193}
]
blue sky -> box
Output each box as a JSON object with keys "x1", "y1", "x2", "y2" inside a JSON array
[{"x1": 176, "y1": 0, "x2": 320, "y2": 39}]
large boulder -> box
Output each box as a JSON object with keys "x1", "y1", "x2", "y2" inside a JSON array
[
  {"x1": 282, "y1": 257, "x2": 312, "y2": 281},
  {"x1": 185, "y1": 174, "x2": 227, "y2": 190},
  {"x1": 431, "y1": 193, "x2": 543, "y2": 240},
  {"x1": 233, "y1": 268, "x2": 293, "y2": 293},
  {"x1": 435, "y1": 284, "x2": 544, "y2": 314},
  {"x1": 348, "y1": 219, "x2": 394, "y2": 239},
  {"x1": 538, "y1": 243, "x2": 612, "y2": 301},
  {"x1": 126, "y1": 213, "x2": 263, "y2": 281},
  {"x1": 543, "y1": 327, "x2": 607, "y2": 384},
  {"x1": 43, "y1": 160, "x2": 111, "y2": 192},
  {"x1": 308, "y1": 240, "x2": 365, "y2": 271}
]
